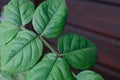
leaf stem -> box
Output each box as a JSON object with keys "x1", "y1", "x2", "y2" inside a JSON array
[
  {"x1": 19, "y1": 26, "x2": 27, "y2": 31},
  {"x1": 38, "y1": 36, "x2": 62, "y2": 57},
  {"x1": 72, "y1": 72, "x2": 77, "y2": 78}
]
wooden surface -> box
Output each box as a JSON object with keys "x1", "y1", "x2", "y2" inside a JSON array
[
  {"x1": 0, "y1": 0, "x2": 120, "y2": 80},
  {"x1": 96, "y1": 0, "x2": 120, "y2": 4},
  {"x1": 65, "y1": 0, "x2": 120, "y2": 80}
]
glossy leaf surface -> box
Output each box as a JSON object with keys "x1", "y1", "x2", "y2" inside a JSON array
[
  {"x1": 1, "y1": 30, "x2": 43, "y2": 73},
  {"x1": 4, "y1": 0, "x2": 35, "y2": 26},
  {"x1": 77, "y1": 70, "x2": 104, "y2": 80},
  {"x1": 33, "y1": 0, "x2": 68, "y2": 38},
  {"x1": 58, "y1": 33, "x2": 98, "y2": 70},
  {"x1": 26, "y1": 53, "x2": 73, "y2": 80},
  {"x1": 0, "y1": 22, "x2": 18, "y2": 46},
  {"x1": 0, "y1": 71, "x2": 14, "y2": 80},
  {"x1": 14, "y1": 71, "x2": 28, "y2": 80}
]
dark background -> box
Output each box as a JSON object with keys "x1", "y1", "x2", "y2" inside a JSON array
[{"x1": 0, "y1": 0, "x2": 120, "y2": 80}]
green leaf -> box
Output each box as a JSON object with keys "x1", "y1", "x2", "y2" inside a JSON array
[
  {"x1": 58, "y1": 33, "x2": 98, "y2": 70},
  {"x1": 0, "y1": 71, "x2": 14, "y2": 80},
  {"x1": 14, "y1": 71, "x2": 28, "y2": 80},
  {"x1": 33, "y1": 0, "x2": 68, "y2": 38},
  {"x1": 4, "y1": 0, "x2": 35, "y2": 26},
  {"x1": 0, "y1": 45, "x2": 5, "y2": 54},
  {"x1": 26, "y1": 53, "x2": 73, "y2": 80},
  {"x1": 0, "y1": 45, "x2": 6, "y2": 69},
  {"x1": 0, "y1": 22, "x2": 18, "y2": 46},
  {"x1": 76, "y1": 70, "x2": 104, "y2": 80},
  {"x1": 1, "y1": 30, "x2": 43, "y2": 73}
]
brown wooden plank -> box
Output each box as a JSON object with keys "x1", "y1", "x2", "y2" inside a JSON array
[
  {"x1": 66, "y1": 0, "x2": 120, "y2": 39},
  {"x1": 93, "y1": 63, "x2": 120, "y2": 80},
  {"x1": 99, "y1": 50, "x2": 120, "y2": 71},
  {"x1": 99, "y1": 0, "x2": 120, "y2": 4}
]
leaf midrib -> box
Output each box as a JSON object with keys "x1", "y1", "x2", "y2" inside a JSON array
[
  {"x1": 46, "y1": 57, "x2": 58, "y2": 80},
  {"x1": 4, "y1": 36, "x2": 38, "y2": 65},
  {"x1": 18, "y1": 0, "x2": 23, "y2": 26},
  {"x1": 41, "y1": 3, "x2": 62, "y2": 36},
  {"x1": 63, "y1": 47, "x2": 96, "y2": 55}
]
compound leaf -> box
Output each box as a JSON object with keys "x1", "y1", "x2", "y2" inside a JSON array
[
  {"x1": 33, "y1": 0, "x2": 68, "y2": 38},
  {"x1": 0, "y1": 22, "x2": 18, "y2": 46},
  {"x1": 58, "y1": 33, "x2": 98, "y2": 70},
  {"x1": 26, "y1": 53, "x2": 73, "y2": 80},
  {"x1": 1, "y1": 30, "x2": 43, "y2": 73},
  {"x1": 76, "y1": 70, "x2": 104, "y2": 80},
  {"x1": 4, "y1": 0, "x2": 35, "y2": 26}
]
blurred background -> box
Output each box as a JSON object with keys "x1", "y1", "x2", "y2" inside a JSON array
[{"x1": 0, "y1": 0, "x2": 120, "y2": 80}]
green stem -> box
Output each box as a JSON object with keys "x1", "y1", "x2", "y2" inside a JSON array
[
  {"x1": 38, "y1": 36, "x2": 61, "y2": 57},
  {"x1": 72, "y1": 72, "x2": 77, "y2": 77},
  {"x1": 19, "y1": 26, "x2": 27, "y2": 31}
]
